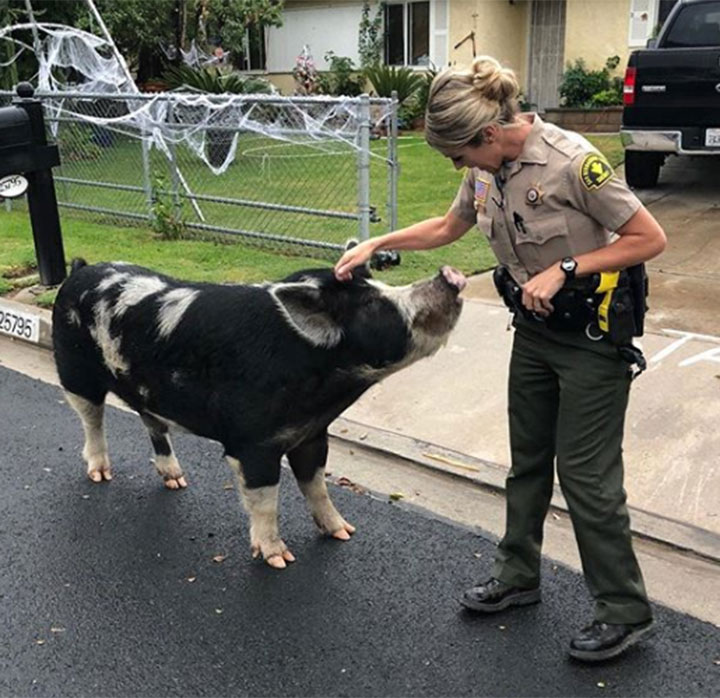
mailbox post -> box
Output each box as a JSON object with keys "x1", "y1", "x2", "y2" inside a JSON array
[{"x1": 0, "y1": 82, "x2": 66, "y2": 285}]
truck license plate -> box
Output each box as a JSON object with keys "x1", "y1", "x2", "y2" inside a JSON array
[
  {"x1": 705, "y1": 128, "x2": 720, "y2": 147},
  {"x1": 0, "y1": 300, "x2": 40, "y2": 343}
]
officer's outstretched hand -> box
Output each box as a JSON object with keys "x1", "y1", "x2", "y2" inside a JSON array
[
  {"x1": 334, "y1": 239, "x2": 377, "y2": 281},
  {"x1": 522, "y1": 263, "x2": 566, "y2": 317}
]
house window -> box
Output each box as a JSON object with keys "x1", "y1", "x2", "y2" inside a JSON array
[
  {"x1": 385, "y1": 1, "x2": 430, "y2": 66},
  {"x1": 238, "y1": 24, "x2": 266, "y2": 71}
]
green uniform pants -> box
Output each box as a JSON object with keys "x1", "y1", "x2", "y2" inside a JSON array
[{"x1": 493, "y1": 321, "x2": 652, "y2": 625}]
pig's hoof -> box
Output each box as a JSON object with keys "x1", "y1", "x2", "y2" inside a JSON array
[
  {"x1": 164, "y1": 476, "x2": 188, "y2": 490},
  {"x1": 331, "y1": 521, "x2": 356, "y2": 540},
  {"x1": 251, "y1": 541, "x2": 295, "y2": 569},
  {"x1": 87, "y1": 458, "x2": 112, "y2": 483}
]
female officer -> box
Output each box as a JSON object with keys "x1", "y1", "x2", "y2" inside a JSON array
[{"x1": 334, "y1": 56, "x2": 666, "y2": 663}]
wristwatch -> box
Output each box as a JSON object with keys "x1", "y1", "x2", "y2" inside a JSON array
[{"x1": 560, "y1": 256, "x2": 578, "y2": 281}]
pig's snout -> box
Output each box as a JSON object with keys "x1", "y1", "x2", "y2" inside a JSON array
[{"x1": 439, "y1": 266, "x2": 467, "y2": 293}]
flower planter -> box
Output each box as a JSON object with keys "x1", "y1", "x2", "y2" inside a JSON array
[{"x1": 543, "y1": 106, "x2": 622, "y2": 133}]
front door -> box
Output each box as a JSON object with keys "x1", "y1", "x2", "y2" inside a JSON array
[{"x1": 527, "y1": 0, "x2": 567, "y2": 112}]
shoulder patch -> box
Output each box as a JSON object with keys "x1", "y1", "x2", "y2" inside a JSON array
[{"x1": 580, "y1": 153, "x2": 614, "y2": 191}]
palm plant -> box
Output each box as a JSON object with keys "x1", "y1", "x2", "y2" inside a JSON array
[
  {"x1": 163, "y1": 64, "x2": 274, "y2": 94},
  {"x1": 363, "y1": 64, "x2": 424, "y2": 104}
]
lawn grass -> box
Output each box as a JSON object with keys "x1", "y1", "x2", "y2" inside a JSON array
[{"x1": 1, "y1": 131, "x2": 623, "y2": 303}]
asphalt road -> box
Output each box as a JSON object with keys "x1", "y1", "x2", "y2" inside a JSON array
[{"x1": 0, "y1": 366, "x2": 718, "y2": 697}]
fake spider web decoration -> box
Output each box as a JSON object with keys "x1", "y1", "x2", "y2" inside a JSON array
[{"x1": 0, "y1": 17, "x2": 395, "y2": 179}]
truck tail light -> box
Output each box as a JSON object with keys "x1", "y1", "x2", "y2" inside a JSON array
[{"x1": 623, "y1": 67, "x2": 637, "y2": 106}]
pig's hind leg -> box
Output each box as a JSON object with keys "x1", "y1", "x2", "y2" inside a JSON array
[
  {"x1": 288, "y1": 433, "x2": 356, "y2": 541},
  {"x1": 139, "y1": 413, "x2": 187, "y2": 490},
  {"x1": 63, "y1": 391, "x2": 112, "y2": 483},
  {"x1": 226, "y1": 454, "x2": 296, "y2": 569}
]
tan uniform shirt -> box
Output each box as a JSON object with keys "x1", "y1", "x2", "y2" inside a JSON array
[{"x1": 450, "y1": 114, "x2": 642, "y2": 284}]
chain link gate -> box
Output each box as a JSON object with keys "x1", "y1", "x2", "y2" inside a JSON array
[{"x1": 0, "y1": 90, "x2": 399, "y2": 260}]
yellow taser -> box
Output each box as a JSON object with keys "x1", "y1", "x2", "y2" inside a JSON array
[{"x1": 596, "y1": 271, "x2": 621, "y2": 333}]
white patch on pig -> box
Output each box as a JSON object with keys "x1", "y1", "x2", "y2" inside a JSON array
[
  {"x1": 226, "y1": 457, "x2": 287, "y2": 561},
  {"x1": 97, "y1": 270, "x2": 130, "y2": 293},
  {"x1": 89, "y1": 299, "x2": 129, "y2": 375},
  {"x1": 66, "y1": 307, "x2": 81, "y2": 327},
  {"x1": 156, "y1": 288, "x2": 199, "y2": 338},
  {"x1": 114, "y1": 275, "x2": 167, "y2": 317},
  {"x1": 269, "y1": 282, "x2": 344, "y2": 348},
  {"x1": 296, "y1": 468, "x2": 348, "y2": 535},
  {"x1": 64, "y1": 390, "x2": 111, "y2": 481},
  {"x1": 366, "y1": 278, "x2": 460, "y2": 369}
]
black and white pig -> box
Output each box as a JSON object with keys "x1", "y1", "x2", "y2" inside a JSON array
[{"x1": 52, "y1": 258, "x2": 466, "y2": 568}]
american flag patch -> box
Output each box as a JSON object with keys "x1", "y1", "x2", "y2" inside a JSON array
[{"x1": 474, "y1": 177, "x2": 490, "y2": 208}]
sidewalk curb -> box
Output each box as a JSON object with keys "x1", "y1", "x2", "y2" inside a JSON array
[
  {"x1": 4, "y1": 296, "x2": 720, "y2": 565},
  {"x1": 328, "y1": 419, "x2": 720, "y2": 566}
]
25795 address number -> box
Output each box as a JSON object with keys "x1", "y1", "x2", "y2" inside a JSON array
[{"x1": 0, "y1": 307, "x2": 40, "y2": 342}]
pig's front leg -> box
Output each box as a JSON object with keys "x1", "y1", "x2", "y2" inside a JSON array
[
  {"x1": 225, "y1": 455, "x2": 295, "y2": 569},
  {"x1": 288, "y1": 433, "x2": 356, "y2": 540}
]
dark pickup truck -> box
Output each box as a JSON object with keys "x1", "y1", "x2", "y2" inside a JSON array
[{"x1": 621, "y1": 0, "x2": 720, "y2": 187}]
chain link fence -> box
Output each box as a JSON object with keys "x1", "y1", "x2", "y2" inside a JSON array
[{"x1": 0, "y1": 90, "x2": 399, "y2": 260}]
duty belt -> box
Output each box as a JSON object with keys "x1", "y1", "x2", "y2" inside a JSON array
[{"x1": 493, "y1": 265, "x2": 649, "y2": 378}]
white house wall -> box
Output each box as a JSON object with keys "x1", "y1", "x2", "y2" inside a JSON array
[{"x1": 266, "y1": 2, "x2": 366, "y2": 72}]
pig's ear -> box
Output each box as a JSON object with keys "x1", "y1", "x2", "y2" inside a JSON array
[{"x1": 272, "y1": 282, "x2": 344, "y2": 348}]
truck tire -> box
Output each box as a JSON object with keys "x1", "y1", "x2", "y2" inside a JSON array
[{"x1": 624, "y1": 151, "x2": 663, "y2": 188}]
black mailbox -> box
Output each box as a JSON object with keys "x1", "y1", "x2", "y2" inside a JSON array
[
  {"x1": 0, "y1": 82, "x2": 66, "y2": 285},
  {"x1": 0, "y1": 108, "x2": 33, "y2": 148}
]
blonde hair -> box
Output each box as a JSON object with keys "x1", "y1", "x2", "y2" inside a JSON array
[{"x1": 425, "y1": 55, "x2": 521, "y2": 154}]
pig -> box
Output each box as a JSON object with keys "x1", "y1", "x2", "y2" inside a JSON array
[{"x1": 52, "y1": 258, "x2": 466, "y2": 568}]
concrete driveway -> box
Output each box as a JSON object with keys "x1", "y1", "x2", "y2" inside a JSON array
[{"x1": 634, "y1": 155, "x2": 720, "y2": 336}]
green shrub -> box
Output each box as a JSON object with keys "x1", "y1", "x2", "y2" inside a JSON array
[
  {"x1": 559, "y1": 56, "x2": 622, "y2": 108},
  {"x1": 316, "y1": 52, "x2": 365, "y2": 96},
  {"x1": 150, "y1": 175, "x2": 184, "y2": 240},
  {"x1": 393, "y1": 65, "x2": 438, "y2": 128}
]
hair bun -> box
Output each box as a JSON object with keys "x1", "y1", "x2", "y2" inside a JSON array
[{"x1": 471, "y1": 55, "x2": 519, "y2": 103}]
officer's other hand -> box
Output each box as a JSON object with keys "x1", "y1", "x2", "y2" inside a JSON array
[
  {"x1": 522, "y1": 264, "x2": 565, "y2": 317},
  {"x1": 334, "y1": 240, "x2": 376, "y2": 281}
]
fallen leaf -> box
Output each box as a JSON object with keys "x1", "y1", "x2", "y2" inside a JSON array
[
  {"x1": 340, "y1": 428, "x2": 348, "y2": 434},
  {"x1": 421, "y1": 451, "x2": 480, "y2": 472},
  {"x1": 215, "y1": 608, "x2": 223, "y2": 614},
  {"x1": 35, "y1": 640, "x2": 45, "y2": 645},
  {"x1": 212, "y1": 554, "x2": 227, "y2": 563},
  {"x1": 498, "y1": 625, "x2": 506, "y2": 631},
  {"x1": 337, "y1": 477, "x2": 353, "y2": 487},
  {"x1": 473, "y1": 553, "x2": 482, "y2": 559},
  {"x1": 551, "y1": 512, "x2": 560, "y2": 521},
  {"x1": 187, "y1": 577, "x2": 196, "y2": 583},
  {"x1": 50, "y1": 627, "x2": 65, "y2": 633},
  {"x1": 597, "y1": 682, "x2": 606, "y2": 688},
  {"x1": 43, "y1": 467, "x2": 52, "y2": 473},
  {"x1": 389, "y1": 492, "x2": 404, "y2": 501},
  {"x1": 359, "y1": 433, "x2": 368, "y2": 440},
  {"x1": 81, "y1": 494, "x2": 90, "y2": 500},
  {"x1": 222, "y1": 483, "x2": 234, "y2": 490}
]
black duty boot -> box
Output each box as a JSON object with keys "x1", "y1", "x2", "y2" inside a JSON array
[
  {"x1": 569, "y1": 619, "x2": 655, "y2": 662},
  {"x1": 460, "y1": 577, "x2": 541, "y2": 613}
]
